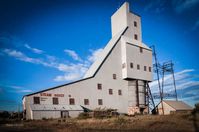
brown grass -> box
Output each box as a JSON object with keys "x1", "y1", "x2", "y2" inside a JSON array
[{"x1": 0, "y1": 113, "x2": 198, "y2": 132}]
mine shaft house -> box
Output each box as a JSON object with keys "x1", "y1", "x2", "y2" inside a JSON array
[{"x1": 22, "y1": 2, "x2": 153, "y2": 120}]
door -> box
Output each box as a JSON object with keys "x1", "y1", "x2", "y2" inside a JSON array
[{"x1": 61, "y1": 111, "x2": 69, "y2": 118}]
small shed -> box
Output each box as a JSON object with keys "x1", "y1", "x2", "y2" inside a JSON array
[
  {"x1": 29, "y1": 104, "x2": 83, "y2": 119},
  {"x1": 156, "y1": 100, "x2": 193, "y2": 115}
]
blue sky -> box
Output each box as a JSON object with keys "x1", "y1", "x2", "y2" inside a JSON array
[{"x1": 0, "y1": 0, "x2": 199, "y2": 111}]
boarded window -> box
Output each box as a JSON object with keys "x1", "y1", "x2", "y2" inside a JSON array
[
  {"x1": 69, "y1": 98, "x2": 75, "y2": 105},
  {"x1": 149, "y1": 67, "x2": 152, "y2": 72},
  {"x1": 113, "y1": 74, "x2": 117, "y2": 79},
  {"x1": 130, "y1": 63, "x2": 133, "y2": 68},
  {"x1": 144, "y1": 66, "x2": 147, "y2": 71},
  {"x1": 53, "y1": 97, "x2": 59, "y2": 105},
  {"x1": 98, "y1": 99, "x2": 103, "y2": 105},
  {"x1": 84, "y1": 99, "x2": 89, "y2": 105},
  {"x1": 134, "y1": 21, "x2": 137, "y2": 27},
  {"x1": 118, "y1": 90, "x2": 122, "y2": 95},
  {"x1": 140, "y1": 47, "x2": 143, "y2": 53},
  {"x1": 109, "y1": 89, "x2": 113, "y2": 95},
  {"x1": 97, "y1": 83, "x2": 102, "y2": 90},
  {"x1": 137, "y1": 64, "x2": 140, "y2": 70},
  {"x1": 33, "y1": 97, "x2": 40, "y2": 104},
  {"x1": 134, "y1": 34, "x2": 138, "y2": 40}
]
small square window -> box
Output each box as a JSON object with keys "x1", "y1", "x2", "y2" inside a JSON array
[
  {"x1": 134, "y1": 21, "x2": 137, "y2": 27},
  {"x1": 69, "y1": 98, "x2": 75, "y2": 105},
  {"x1": 130, "y1": 63, "x2": 133, "y2": 68},
  {"x1": 97, "y1": 83, "x2": 102, "y2": 90},
  {"x1": 98, "y1": 99, "x2": 103, "y2": 105},
  {"x1": 84, "y1": 99, "x2": 89, "y2": 105},
  {"x1": 53, "y1": 97, "x2": 59, "y2": 105},
  {"x1": 144, "y1": 66, "x2": 147, "y2": 71},
  {"x1": 109, "y1": 89, "x2": 113, "y2": 95},
  {"x1": 149, "y1": 67, "x2": 152, "y2": 72},
  {"x1": 113, "y1": 74, "x2": 116, "y2": 79},
  {"x1": 134, "y1": 34, "x2": 138, "y2": 40},
  {"x1": 33, "y1": 97, "x2": 40, "y2": 104},
  {"x1": 137, "y1": 64, "x2": 140, "y2": 70},
  {"x1": 118, "y1": 90, "x2": 122, "y2": 95},
  {"x1": 140, "y1": 47, "x2": 143, "y2": 53}
]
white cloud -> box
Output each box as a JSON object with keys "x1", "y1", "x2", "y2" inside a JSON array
[
  {"x1": 2, "y1": 48, "x2": 56, "y2": 68},
  {"x1": 64, "y1": 49, "x2": 82, "y2": 61},
  {"x1": 24, "y1": 44, "x2": 43, "y2": 54},
  {"x1": 88, "y1": 48, "x2": 103, "y2": 63},
  {"x1": 3, "y1": 48, "x2": 38, "y2": 63},
  {"x1": 149, "y1": 69, "x2": 197, "y2": 93},
  {"x1": 1, "y1": 47, "x2": 103, "y2": 82},
  {"x1": 0, "y1": 84, "x2": 33, "y2": 93},
  {"x1": 54, "y1": 73, "x2": 82, "y2": 82},
  {"x1": 16, "y1": 89, "x2": 33, "y2": 93}
]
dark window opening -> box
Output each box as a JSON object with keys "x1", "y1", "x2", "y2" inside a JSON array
[
  {"x1": 118, "y1": 90, "x2": 122, "y2": 95},
  {"x1": 130, "y1": 63, "x2": 133, "y2": 68},
  {"x1": 149, "y1": 67, "x2": 152, "y2": 72},
  {"x1": 69, "y1": 98, "x2": 75, "y2": 105},
  {"x1": 84, "y1": 99, "x2": 89, "y2": 105},
  {"x1": 109, "y1": 89, "x2": 113, "y2": 95},
  {"x1": 33, "y1": 97, "x2": 40, "y2": 104},
  {"x1": 97, "y1": 83, "x2": 102, "y2": 90},
  {"x1": 137, "y1": 64, "x2": 140, "y2": 70},
  {"x1": 140, "y1": 47, "x2": 143, "y2": 53},
  {"x1": 98, "y1": 99, "x2": 103, "y2": 105},
  {"x1": 134, "y1": 21, "x2": 137, "y2": 27},
  {"x1": 134, "y1": 34, "x2": 138, "y2": 40},
  {"x1": 113, "y1": 74, "x2": 117, "y2": 79},
  {"x1": 144, "y1": 66, "x2": 147, "y2": 71},
  {"x1": 53, "y1": 97, "x2": 59, "y2": 105}
]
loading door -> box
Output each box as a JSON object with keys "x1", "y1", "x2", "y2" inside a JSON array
[{"x1": 61, "y1": 111, "x2": 69, "y2": 118}]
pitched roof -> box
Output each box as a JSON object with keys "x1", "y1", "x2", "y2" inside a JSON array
[
  {"x1": 163, "y1": 100, "x2": 193, "y2": 110},
  {"x1": 83, "y1": 27, "x2": 128, "y2": 78},
  {"x1": 23, "y1": 27, "x2": 128, "y2": 98}
]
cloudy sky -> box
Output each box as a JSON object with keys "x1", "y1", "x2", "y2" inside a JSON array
[{"x1": 0, "y1": 0, "x2": 199, "y2": 111}]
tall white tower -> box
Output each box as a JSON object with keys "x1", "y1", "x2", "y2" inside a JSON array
[{"x1": 112, "y1": 2, "x2": 153, "y2": 114}]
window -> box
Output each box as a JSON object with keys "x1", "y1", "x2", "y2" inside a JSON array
[
  {"x1": 122, "y1": 63, "x2": 126, "y2": 69},
  {"x1": 149, "y1": 67, "x2": 152, "y2": 72},
  {"x1": 134, "y1": 21, "x2": 137, "y2": 27},
  {"x1": 130, "y1": 63, "x2": 133, "y2": 68},
  {"x1": 53, "y1": 97, "x2": 59, "y2": 105},
  {"x1": 118, "y1": 90, "x2": 122, "y2": 95},
  {"x1": 109, "y1": 89, "x2": 113, "y2": 95},
  {"x1": 113, "y1": 74, "x2": 117, "y2": 79},
  {"x1": 134, "y1": 34, "x2": 138, "y2": 40},
  {"x1": 98, "y1": 99, "x2": 103, "y2": 105},
  {"x1": 137, "y1": 64, "x2": 140, "y2": 70},
  {"x1": 69, "y1": 98, "x2": 75, "y2": 105},
  {"x1": 140, "y1": 47, "x2": 143, "y2": 53},
  {"x1": 144, "y1": 66, "x2": 147, "y2": 71},
  {"x1": 97, "y1": 83, "x2": 102, "y2": 90},
  {"x1": 33, "y1": 97, "x2": 40, "y2": 104},
  {"x1": 84, "y1": 99, "x2": 89, "y2": 105}
]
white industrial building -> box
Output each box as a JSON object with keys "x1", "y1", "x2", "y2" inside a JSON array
[{"x1": 23, "y1": 2, "x2": 153, "y2": 120}]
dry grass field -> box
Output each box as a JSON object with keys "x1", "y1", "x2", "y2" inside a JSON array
[{"x1": 0, "y1": 113, "x2": 199, "y2": 132}]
